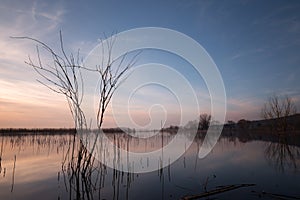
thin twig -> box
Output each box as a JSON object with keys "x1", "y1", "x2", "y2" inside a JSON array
[{"x1": 181, "y1": 184, "x2": 256, "y2": 200}]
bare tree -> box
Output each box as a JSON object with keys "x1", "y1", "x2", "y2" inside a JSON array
[
  {"x1": 13, "y1": 32, "x2": 140, "y2": 131},
  {"x1": 13, "y1": 32, "x2": 140, "y2": 196},
  {"x1": 81, "y1": 35, "x2": 140, "y2": 173},
  {"x1": 262, "y1": 94, "x2": 297, "y2": 132},
  {"x1": 94, "y1": 36, "x2": 140, "y2": 129},
  {"x1": 199, "y1": 114, "x2": 211, "y2": 130},
  {"x1": 12, "y1": 32, "x2": 86, "y2": 130}
]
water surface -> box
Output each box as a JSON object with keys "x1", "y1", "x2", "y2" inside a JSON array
[{"x1": 0, "y1": 132, "x2": 299, "y2": 199}]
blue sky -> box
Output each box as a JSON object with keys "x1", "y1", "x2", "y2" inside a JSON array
[{"x1": 0, "y1": 0, "x2": 300, "y2": 128}]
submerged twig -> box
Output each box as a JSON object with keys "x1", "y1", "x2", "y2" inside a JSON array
[
  {"x1": 181, "y1": 184, "x2": 256, "y2": 200},
  {"x1": 11, "y1": 155, "x2": 16, "y2": 193},
  {"x1": 252, "y1": 190, "x2": 300, "y2": 200}
]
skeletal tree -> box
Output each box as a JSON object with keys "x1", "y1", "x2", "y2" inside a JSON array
[
  {"x1": 81, "y1": 35, "x2": 140, "y2": 173},
  {"x1": 94, "y1": 36, "x2": 140, "y2": 129},
  {"x1": 199, "y1": 114, "x2": 211, "y2": 130},
  {"x1": 13, "y1": 31, "x2": 140, "y2": 131},
  {"x1": 12, "y1": 32, "x2": 86, "y2": 130},
  {"x1": 262, "y1": 94, "x2": 297, "y2": 132},
  {"x1": 13, "y1": 32, "x2": 140, "y2": 197}
]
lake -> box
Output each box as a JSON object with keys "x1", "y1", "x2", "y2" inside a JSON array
[{"x1": 0, "y1": 131, "x2": 299, "y2": 200}]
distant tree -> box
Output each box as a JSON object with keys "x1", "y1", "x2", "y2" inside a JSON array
[
  {"x1": 227, "y1": 120, "x2": 235, "y2": 125},
  {"x1": 237, "y1": 119, "x2": 251, "y2": 130},
  {"x1": 199, "y1": 114, "x2": 211, "y2": 130},
  {"x1": 185, "y1": 120, "x2": 198, "y2": 130},
  {"x1": 261, "y1": 94, "x2": 297, "y2": 132}
]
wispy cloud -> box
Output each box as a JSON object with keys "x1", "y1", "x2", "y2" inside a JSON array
[
  {"x1": 0, "y1": 1, "x2": 65, "y2": 37},
  {"x1": 31, "y1": 1, "x2": 65, "y2": 22},
  {"x1": 0, "y1": 1, "x2": 67, "y2": 78},
  {"x1": 0, "y1": 79, "x2": 67, "y2": 107},
  {"x1": 230, "y1": 48, "x2": 265, "y2": 61},
  {"x1": 0, "y1": 1, "x2": 69, "y2": 128},
  {"x1": 0, "y1": 79, "x2": 72, "y2": 128},
  {"x1": 31, "y1": 1, "x2": 66, "y2": 33}
]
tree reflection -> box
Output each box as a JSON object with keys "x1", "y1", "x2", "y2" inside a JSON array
[
  {"x1": 61, "y1": 133, "x2": 103, "y2": 200},
  {"x1": 264, "y1": 134, "x2": 300, "y2": 172},
  {"x1": 1, "y1": 130, "x2": 300, "y2": 199},
  {"x1": 61, "y1": 132, "x2": 145, "y2": 200}
]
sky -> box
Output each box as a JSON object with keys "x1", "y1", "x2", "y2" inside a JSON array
[{"x1": 0, "y1": 0, "x2": 300, "y2": 129}]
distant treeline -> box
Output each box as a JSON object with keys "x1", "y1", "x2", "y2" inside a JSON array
[
  {"x1": 101, "y1": 127, "x2": 135, "y2": 133},
  {"x1": 223, "y1": 113, "x2": 300, "y2": 133},
  {"x1": 0, "y1": 127, "x2": 135, "y2": 135},
  {"x1": 2, "y1": 114, "x2": 299, "y2": 136},
  {"x1": 0, "y1": 128, "x2": 76, "y2": 136}
]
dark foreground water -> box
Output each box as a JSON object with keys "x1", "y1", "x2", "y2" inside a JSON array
[{"x1": 0, "y1": 132, "x2": 299, "y2": 200}]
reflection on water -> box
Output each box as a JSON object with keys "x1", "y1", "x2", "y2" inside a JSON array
[
  {"x1": 0, "y1": 132, "x2": 299, "y2": 200},
  {"x1": 265, "y1": 135, "x2": 300, "y2": 172}
]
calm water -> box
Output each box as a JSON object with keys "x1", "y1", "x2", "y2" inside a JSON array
[{"x1": 0, "y1": 132, "x2": 299, "y2": 200}]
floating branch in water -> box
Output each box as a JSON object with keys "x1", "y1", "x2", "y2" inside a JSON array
[
  {"x1": 252, "y1": 190, "x2": 300, "y2": 200},
  {"x1": 181, "y1": 183, "x2": 256, "y2": 200}
]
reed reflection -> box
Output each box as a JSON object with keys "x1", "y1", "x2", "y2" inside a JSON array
[
  {"x1": 0, "y1": 130, "x2": 300, "y2": 200},
  {"x1": 60, "y1": 131, "x2": 175, "y2": 200}
]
